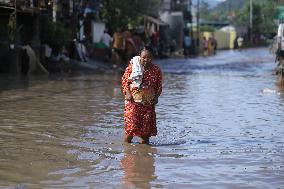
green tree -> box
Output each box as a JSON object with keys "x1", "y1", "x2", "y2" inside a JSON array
[
  {"x1": 200, "y1": 0, "x2": 245, "y2": 23},
  {"x1": 260, "y1": 1, "x2": 278, "y2": 34},
  {"x1": 235, "y1": 2, "x2": 262, "y2": 34},
  {"x1": 40, "y1": 17, "x2": 69, "y2": 55},
  {"x1": 100, "y1": 0, "x2": 160, "y2": 32},
  {"x1": 200, "y1": 1, "x2": 214, "y2": 22},
  {"x1": 234, "y1": 0, "x2": 277, "y2": 36},
  {"x1": 200, "y1": 25, "x2": 215, "y2": 32}
]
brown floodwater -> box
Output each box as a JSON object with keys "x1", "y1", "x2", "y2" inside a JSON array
[{"x1": 0, "y1": 48, "x2": 283, "y2": 188}]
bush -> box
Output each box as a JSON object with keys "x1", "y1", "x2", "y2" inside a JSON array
[
  {"x1": 40, "y1": 17, "x2": 69, "y2": 55},
  {"x1": 200, "y1": 25, "x2": 215, "y2": 32}
]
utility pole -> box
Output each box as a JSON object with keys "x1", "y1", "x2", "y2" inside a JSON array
[
  {"x1": 227, "y1": 0, "x2": 231, "y2": 22},
  {"x1": 196, "y1": 0, "x2": 200, "y2": 55},
  {"x1": 250, "y1": 0, "x2": 253, "y2": 41},
  {"x1": 14, "y1": 0, "x2": 17, "y2": 25},
  {"x1": 13, "y1": 0, "x2": 17, "y2": 48},
  {"x1": 52, "y1": 0, "x2": 58, "y2": 22}
]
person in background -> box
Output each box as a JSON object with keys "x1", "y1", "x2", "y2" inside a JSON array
[
  {"x1": 150, "y1": 30, "x2": 159, "y2": 57},
  {"x1": 133, "y1": 32, "x2": 143, "y2": 52},
  {"x1": 124, "y1": 28, "x2": 138, "y2": 63},
  {"x1": 121, "y1": 46, "x2": 162, "y2": 144},
  {"x1": 234, "y1": 36, "x2": 239, "y2": 49},
  {"x1": 183, "y1": 35, "x2": 192, "y2": 58},
  {"x1": 112, "y1": 28, "x2": 125, "y2": 67},
  {"x1": 208, "y1": 36, "x2": 213, "y2": 56},
  {"x1": 202, "y1": 36, "x2": 208, "y2": 57},
  {"x1": 101, "y1": 29, "x2": 113, "y2": 61},
  {"x1": 211, "y1": 35, "x2": 217, "y2": 54},
  {"x1": 170, "y1": 39, "x2": 176, "y2": 56},
  {"x1": 237, "y1": 36, "x2": 244, "y2": 49}
]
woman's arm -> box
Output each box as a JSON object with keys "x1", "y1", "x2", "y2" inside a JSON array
[
  {"x1": 122, "y1": 64, "x2": 133, "y2": 100},
  {"x1": 153, "y1": 67, "x2": 162, "y2": 105},
  {"x1": 156, "y1": 67, "x2": 162, "y2": 97}
]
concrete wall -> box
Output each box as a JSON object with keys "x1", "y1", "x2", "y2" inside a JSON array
[
  {"x1": 91, "y1": 22, "x2": 105, "y2": 43},
  {"x1": 160, "y1": 11, "x2": 184, "y2": 50}
]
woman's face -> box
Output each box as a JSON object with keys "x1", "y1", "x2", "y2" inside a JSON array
[{"x1": 140, "y1": 50, "x2": 152, "y2": 66}]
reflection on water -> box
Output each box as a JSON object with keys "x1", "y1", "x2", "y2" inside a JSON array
[
  {"x1": 0, "y1": 48, "x2": 284, "y2": 188},
  {"x1": 121, "y1": 144, "x2": 157, "y2": 189}
]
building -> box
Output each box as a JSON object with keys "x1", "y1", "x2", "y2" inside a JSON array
[
  {"x1": 0, "y1": 0, "x2": 43, "y2": 74},
  {"x1": 159, "y1": 0, "x2": 192, "y2": 50}
]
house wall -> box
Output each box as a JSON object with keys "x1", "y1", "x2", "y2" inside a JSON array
[{"x1": 91, "y1": 22, "x2": 105, "y2": 43}]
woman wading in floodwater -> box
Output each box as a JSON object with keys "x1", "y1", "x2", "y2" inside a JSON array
[{"x1": 121, "y1": 46, "x2": 162, "y2": 144}]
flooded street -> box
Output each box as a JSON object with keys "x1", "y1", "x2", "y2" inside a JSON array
[{"x1": 0, "y1": 48, "x2": 284, "y2": 188}]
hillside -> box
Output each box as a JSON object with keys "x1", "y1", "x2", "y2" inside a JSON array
[
  {"x1": 199, "y1": 0, "x2": 246, "y2": 22},
  {"x1": 213, "y1": 0, "x2": 245, "y2": 12}
]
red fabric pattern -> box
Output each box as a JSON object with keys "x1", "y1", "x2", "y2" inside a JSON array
[{"x1": 122, "y1": 62, "x2": 162, "y2": 137}]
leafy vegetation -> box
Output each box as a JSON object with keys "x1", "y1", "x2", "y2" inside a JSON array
[
  {"x1": 40, "y1": 17, "x2": 69, "y2": 55},
  {"x1": 200, "y1": 25, "x2": 215, "y2": 32},
  {"x1": 234, "y1": 0, "x2": 278, "y2": 36},
  {"x1": 100, "y1": 0, "x2": 160, "y2": 32},
  {"x1": 7, "y1": 13, "x2": 22, "y2": 44},
  {"x1": 200, "y1": 0, "x2": 278, "y2": 36}
]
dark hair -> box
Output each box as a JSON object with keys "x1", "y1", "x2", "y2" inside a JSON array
[{"x1": 141, "y1": 45, "x2": 154, "y2": 56}]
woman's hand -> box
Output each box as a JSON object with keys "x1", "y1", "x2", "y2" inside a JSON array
[
  {"x1": 125, "y1": 90, "x2": 133, "y2": 101},
  {"x1": 153, "y1": 95, "x2": 159, "y2": 105}
]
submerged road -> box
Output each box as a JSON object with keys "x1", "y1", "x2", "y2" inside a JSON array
[{"x1": 0, "y1": 48, "x2": 283, "y2": 188}]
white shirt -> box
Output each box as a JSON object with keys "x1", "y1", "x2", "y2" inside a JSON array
[
  {"x1": 237, "y1": 37, "x2": 244, "y2": 46},
  {"x1": 101, "y1": 33, "x2": 112, "y2": 48}
]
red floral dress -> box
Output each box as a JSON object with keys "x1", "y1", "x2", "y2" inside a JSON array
[{"x1": 122, "y1": 62, "x2": 162, "y2": 137}]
